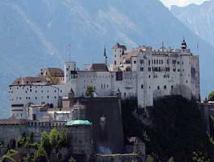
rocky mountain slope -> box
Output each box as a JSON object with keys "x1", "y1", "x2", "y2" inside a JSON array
[
  {"x1": 171, "y1": 0, "x2": 214, "y2": 47},
  {"x1": 0, "y1": 0, "x2": 214, "y2": 118}
]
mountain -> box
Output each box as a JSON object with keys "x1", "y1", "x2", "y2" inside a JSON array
[
  {"x1": 171, "y1": 0, "x2": 214, "y2": 47},
  {"x1": 1, "y1": 0, "x2": 214, "y2": 118}
]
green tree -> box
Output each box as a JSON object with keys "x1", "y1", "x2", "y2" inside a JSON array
[
  {"x1": 208, "y1": 91, "x2": 214, "y2": 101},
  {"x1": 34, "y1": 146, "x2": 48, "y2": 162},
  {"x1": 41, "y1": 131, "x2": 51, "y2": 156},
  {"x1": 58, "y1": 130, "x2": 69, "y2": 148},
  {"x1": 85, "y1": 86, "x2": 94, "y2": 97},
  {"x1": 29, "y1": 132, "x2": 34, "y2": 144},
  {"x1": 49, "y1": 128, "x2": 59, "y2": 148},
  {"x1": 146, "y1": 155, "x2": 155, "y2": 162}
]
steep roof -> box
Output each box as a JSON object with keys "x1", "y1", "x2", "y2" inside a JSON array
[
  {"x1": 42, "y1": 68, "x2": 64, "y2": 77},
  {"x1": 90, "y1": 63, "x2": 109, "y2": 72}
]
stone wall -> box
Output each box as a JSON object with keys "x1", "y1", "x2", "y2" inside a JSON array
[
  {"x1": 96, "y1": 153, "x2": 145, "y2": 162},
  {"x1": 69, "y1": 97, "x2": 124, "y2": 154}
]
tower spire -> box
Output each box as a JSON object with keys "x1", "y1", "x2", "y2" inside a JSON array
[{"x1": 104, "y1": 46, "x2": 108, "y2": 65}]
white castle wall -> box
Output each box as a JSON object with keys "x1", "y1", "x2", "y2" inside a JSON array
[
  {"x1": 9, "y1": 41, "x2": 200, "y2": 119},
  {"x1": 9, "y1": 84, "x2": 65, "y2": 119}
]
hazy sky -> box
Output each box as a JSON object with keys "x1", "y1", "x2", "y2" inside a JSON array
[{"x1": 161, "y1": 0, "x2": 207, "y2": 7}]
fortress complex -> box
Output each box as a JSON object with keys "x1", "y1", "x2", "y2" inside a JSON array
[{"x1": 9, "y1": 40, "x2": 200, "y2": 119}]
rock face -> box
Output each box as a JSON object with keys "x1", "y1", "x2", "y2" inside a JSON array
[
  {"x1": 1, "y1": 0, "x2": 214, "y2": 117},
  {"x1": 171, "y1": 1, "x2": 214, "y2": 47}
]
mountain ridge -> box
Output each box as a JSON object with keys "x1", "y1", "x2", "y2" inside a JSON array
[{"x1": 1, "y1": 0, "x2": 214, "y2": 118}]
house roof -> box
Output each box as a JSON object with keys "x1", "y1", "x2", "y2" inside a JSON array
[
  {"x1": 41, "y1": 68, "x2": 64, "y2": 77},
  {"x1": 90, "y1": 63, "x2": 109, "y2": 72},
  {"x1": 66, "y1": 120, "x2": 92, "y2": 126},
  {"x1": 11, "y1": 76, "x2": 48, "y2": 86},
  {"x1": 0, "y1": 119, "x2": 29, "y2": 125}
]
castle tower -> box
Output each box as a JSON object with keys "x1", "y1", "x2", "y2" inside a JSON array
[
  {"x1": 64, "y1": 61, "x2": 77, "y2": 83},
  {"x1": 104, "y1": 47, "x2": 108, "y2": 65},
  {"x1": 181, "y1": 39, "x2": 187, "y2": 50},
  {"x1": 112, "y1": 43, "x2": 127, "y2": 70}
]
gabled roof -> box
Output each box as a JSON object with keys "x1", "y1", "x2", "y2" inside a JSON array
[
  {"x1": 90, "y1": 63, "x2": 109, "y2": 72},
  {"x1": 11, "y1": 76, "x2": 48, "y2": 86},
  {"x1": 41, "y1": 68, "x2": 64, "y2": 77}
]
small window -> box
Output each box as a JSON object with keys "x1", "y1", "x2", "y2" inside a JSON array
[
  {"x1": 134, "y1": 61, "x2": 136, "y2": 64},
  {"x1": 167, "y1": 59, "x2": 169, "y2": 64},
  {"x1": 157, "y1": 86, "x2": 160, "y2": 90},
  {"x1": 164, "y1": 85, "x2": 167, "y2": 90},
  {"x1": 141, "y1": 84, "x2": 144, "y2": 89},
  {"x1": 140, "y1": 67, "x2": 144, "y2": 71}
]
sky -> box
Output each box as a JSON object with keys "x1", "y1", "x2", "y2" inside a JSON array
[{"x1": 160, "y1": 0, "x2": 208, "y2": 7}]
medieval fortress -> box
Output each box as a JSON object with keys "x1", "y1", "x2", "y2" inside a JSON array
[{"x1": 9, "y1": 40, "x2": 200, "y2": 119}]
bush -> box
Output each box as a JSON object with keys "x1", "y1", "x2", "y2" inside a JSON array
[{"x1": 208, "y1": 91, "x2": 214, "y2": 101}]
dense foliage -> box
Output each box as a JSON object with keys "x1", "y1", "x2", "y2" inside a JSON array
[
  {"x1": 121, "y1": 96, "x2": 214, "y2": 162},
  {"x1": 1, "y1": 128, "x2": 73, "y2": 162},
  {"x1": 121, "y1": 97, "x2": 145, "y2": 143},
  {"x1": 146, "y1": 96, "x2": 214, "y2": 162},
  {"x1": 208, "y1": 91, "x2": 214, "y2": 101},
  {"x1": 85, "y1": 86, "x2": 95, "y2": 97}
]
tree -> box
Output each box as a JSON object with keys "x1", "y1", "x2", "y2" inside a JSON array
[
  {"x1": 49, "y1": 128, "x2": 59, "y2": 148},
  {"x1": 121, "y1": 98, "x2": 145, "y2": 142},
  {"x1": 208, "y1": 91, "x2": 214, "y2": 101},
  {"x1": 146, "y1": 95, "x2": 214, "y2": 162},
  {"x1": 85, "y1": 86, "x2": 94, "y2": 97},
  {"x1": 41, "y1": 131, "x2": 51, "y2": 156},
  {"x1": 58, "y1": 130, "x2": 69, "y2": 149},
  {"x1": 34, "y1": 146, "x2": 48, "y2": 162},
  {"x1": 167, "y1": 157, "x2": 175, "y2": 162},
  {"x1": 145, "y1": 155, "x2": 155, "y2": 162},
  {"x1": 29, "y1": 132, "x2": 34, "y2": 144}
]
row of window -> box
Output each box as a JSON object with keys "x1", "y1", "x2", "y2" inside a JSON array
[
  {"x1": 13, "y1": 96, "x2": 58, "y2": 101},
  {"x1": 140, "y1": 67, "x2": 184, "y2": 73},
  {"x1": 141, "y1": 84, "x2": 173, "y2": 90},
  {"x1": 10, "y1": 89, "x2": 63, "y2": 94},
  {"x1": 141, "y1": 59, "x2": 184, "y2": 66}
]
